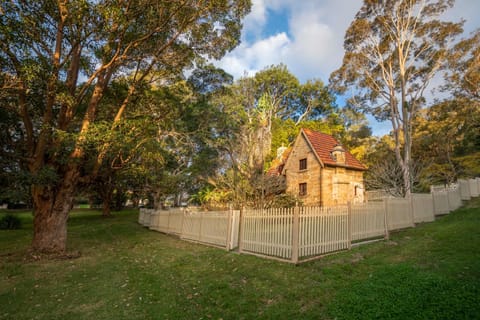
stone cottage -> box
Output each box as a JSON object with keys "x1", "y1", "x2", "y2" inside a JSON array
[{"x1": 268, "y1": 128, "x2": 367, "y2": 206}]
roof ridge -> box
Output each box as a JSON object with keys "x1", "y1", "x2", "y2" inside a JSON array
[{"x1": 301, "y1": 128, "x2": 366, "y2": 171}]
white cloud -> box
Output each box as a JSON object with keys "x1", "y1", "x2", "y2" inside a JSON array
[
  {"x1": 286, "y1": 10, "x2": 337, "y2": 81},
  {"x1": 219, "y1": 0, "x2": 479, "y2": 81},
  {"x1": 217, "y1": 0, "x2": 361, "y2": 82},
  {"x1": 215, "y1": 0, "x2": 480, "y2": 135},
  {"x1": 242, "y1": 0, "x2": 268, "y2": 39},
  {"x1": 217, "y1": 32, "x2": 290, "y2": 78}
]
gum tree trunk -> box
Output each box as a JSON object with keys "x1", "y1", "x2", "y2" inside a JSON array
[
  {"x1": 31, "y1": 167, "x2": 78, "y2": 253},
  {"x1": 101, "y1": 187, "x2": 113, "y2": 217}
]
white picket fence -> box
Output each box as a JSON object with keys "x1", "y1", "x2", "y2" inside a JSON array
[
  {"x1": 240, "y1": 208, "x2": 294, "y2": 260},
  {"x1": 432, "y1": 182, "x2": 465, "y2": 214},
  {"x1": 239, "y1": 199, "x2": 416, "y2": 263},
  {"x1": 298, "y1": 206, "x2": 350, "y2": 259},
  {"x1": 139, "y1": 178, "x2": 480, "y2": 263},
  {"x1": 139, "y1": 208, "x2": 240, "y2": 250},
  {"x1": 351, "y1": 202, "x2": 386, "y2": 241},
  {"x1": 411, "y1": 193, "x2": 435, "y2": 223}
]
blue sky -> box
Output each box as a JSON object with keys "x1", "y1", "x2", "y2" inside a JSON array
[{"x1": 215, "y1": 0, "x2": 480, "y2": 136}]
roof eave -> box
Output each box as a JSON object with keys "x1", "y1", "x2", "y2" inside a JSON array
[
  {"x1": 300, "y1": 128, "x2": 325, "y2": 168},
  {"x1": 324, "y1": 163, "x2": 367, "y2": 171}
]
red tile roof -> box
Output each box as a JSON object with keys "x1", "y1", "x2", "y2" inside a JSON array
[
  {"x1": 302, "y1": 128, "x2": 367, "y2": 171},
  {"x1": 266, "y1": 147, "x2": 291, "y2": 176},
  {"x1": 266, "y1": 164, "x2": 284, "y2": 176}
]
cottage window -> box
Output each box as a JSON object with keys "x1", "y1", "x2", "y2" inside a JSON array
[
  {"x1": 299, "y1": 183, "x2": 307, "y2": 196},
  {"x1": 299, "y1": 158, "x2": 307, "y2": 170}
]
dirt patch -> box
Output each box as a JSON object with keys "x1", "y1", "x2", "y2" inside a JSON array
[
  {"x1": 1, "y1": 250, "x2": 83, "y2": 263},
  {"x1": 23, "y1": 250, "x2": 82, "y2": 262}
]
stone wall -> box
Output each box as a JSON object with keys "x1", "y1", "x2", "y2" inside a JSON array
[
  {"x1": 321, "y1": 166, "x2": 364, "y2": 206},
  {"x1": 284, "y1": 134, "x2": 322, "y2": 206}
]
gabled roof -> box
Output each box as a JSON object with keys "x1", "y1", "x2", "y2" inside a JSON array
[
  {"x1": 266, "y1": 164, "x2": 284, "y2": 176},
  {"x1": 298, "y1": 128, "x2": 366, "y2": 171},
  {"x1": 266, "y1": 147, "x2": 291, "y2": 176}
]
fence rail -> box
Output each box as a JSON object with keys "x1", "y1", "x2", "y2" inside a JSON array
[
  {"x1": 240, "y1": 208, "x2": 294, "y2": 259},
  {"x1": 139, "y1": 208, "x2": 240, "y2": 250},
  {"x1": 351, "y1": 202, "x2": 386, "y2": 241},
  {"x1": 139, "y1": 178, "x2": 479, "y2": 264},
  {"x1": 411, "y1": 193, "x2": 435, "y2": 223},
  {"x1": 299, "y1": 206, "x2": 349, "y2": 258},
  {"x1": 181, "y1": 211, "x2": 231, "y2": 248}
]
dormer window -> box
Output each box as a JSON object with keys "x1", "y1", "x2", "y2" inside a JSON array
[
  {"x1": 331, "y1": 145, "x2": 346, "y2": 164},
  {"x1": 299, "y1": 158, "x2": 307, "y2": 170}
]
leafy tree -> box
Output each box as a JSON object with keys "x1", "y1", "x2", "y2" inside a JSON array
[
  {"x1": 443, "y1": 29, "x2": 480, "y2": 102},
  {"x1": 0, "y1": 0, "x2": 251, "y2": 253},
  {"x1": 267, "y1": 115, "x2": 346, "y2": 167},
  {"x1": 202, "y1": 66, "x2": 331, "y2": 208},
  {"x1": 330, "y1": 0, "x2": 464, "y2": 196},
  {"x1": 414, "y1": 100, "x2": 480, "y2": 185},
  {"x1": 187, "y1": 63, "x2": 234, "y2": 95},
  {"x1": 251, "y1": 65, "x2": 335, "y2": 162},
  {"x1": 337, "y1": 104, "x2": 375, "y2": 164},
  {"x1": 133, "y1": 67, "x2": 234, "y2": 210},
  {"x1": 0, "y1": 108, "x2": 31, "y2": 207},
  {"x1": 412, "y1": 29, "x2": 480, "y2": 185}
]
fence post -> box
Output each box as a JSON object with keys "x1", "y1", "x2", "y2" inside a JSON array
[
  {"x1": 291, "y1": 205, "x2": 300, "y2": 264},
  {"x1": 409, "y1": 194, "x2": 415, "y2": 227},
  {"x1": 226, "y1": 207, "x2": 233, "y2": 251},
  {"x1": 431, "y1": 190, "x2": 438, "y2": 216},
  {"x1": 383, "y1": 198, "x2": 390, "y2": 240},
  {"x1": 180, "y1": 208, "x2": 187, "y2": 238},
  {"x1": 167, "y1": 210, "x2": 172, "y2": 234},
  {"x1": 347, "y1": 201, "x2": 352, "y2": 250},
  {"x1": 446, "y1": 188, "x2": 451, "y2": 213},
  {"x1": 198, "y1": 211, "x2": 204, "y2": 242},
  {"x1": 238, "y1": 206, "x2": 244, "y2": 253}
]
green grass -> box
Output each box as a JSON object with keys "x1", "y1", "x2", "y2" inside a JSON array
[{"x1": 1, "y1": 199, "x2": 479, "y2": 320}]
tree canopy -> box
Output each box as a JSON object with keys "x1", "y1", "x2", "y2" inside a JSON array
[
  {"x1": 0, "y1": 0, "x2": 251, "y2": 253},
  {"x1": 330, "y1": 0, "x2": 464, "y2": 196}
]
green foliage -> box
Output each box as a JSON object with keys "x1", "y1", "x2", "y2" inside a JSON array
[
  {"x1": 0, "y1": 0, "x2": 251, "y2": 249},
  {"x1": 187, "y1": 63, "x2": 234, "y2": 95},
  {"x1": 455, "y1": 152, "x2": 480, "y2": 178},
  {"x1": 0, "y1": 214, "x2": 22, "y2": 230},
  {"x1": 267, "y1": 117, "x2": 347, "y2": 168},
  {"x1": 443, "y1": 29, "x2": 480, "y2": 102},
  {"x1": 264, "y1": 193, "x2": 301, "y2": 208},
  {"x1": 192, "y1": 186, "x2": 233, "y2": 209},
  {"x1": 413, "y1": 99, "x2": 480, "y2": 185},
  {"x1": 331, "y1": 0, "x2": 465, "y2": 194}
]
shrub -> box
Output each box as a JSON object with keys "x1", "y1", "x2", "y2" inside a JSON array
[{"x1": 0, "y1": 214, "x2": 22, "y2": 230}]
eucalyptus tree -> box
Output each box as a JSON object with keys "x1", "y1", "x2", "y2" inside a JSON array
[
  {"x1": 205, "y1": 65, "x2": 336, "y2": 208},
  {"x1": 0, "y1": 0, "x2": 250, "y2": 253},
  {"x1": 330, "y1": 0, "x2": 464, "y2": 196},
  {"x1": 413, "y1": 100, "x2": 480, "y2": 185},
  {"x1": 443, "y1": 29, "x2": 480, "y2": 102},
  {"x1": 230, "y1": 65, "x2": 335, "y2": 173}
]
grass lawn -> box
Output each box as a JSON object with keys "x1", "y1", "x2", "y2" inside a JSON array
[{"x1": 1, "y1": 199, "x2": 479, "y2": 320}]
